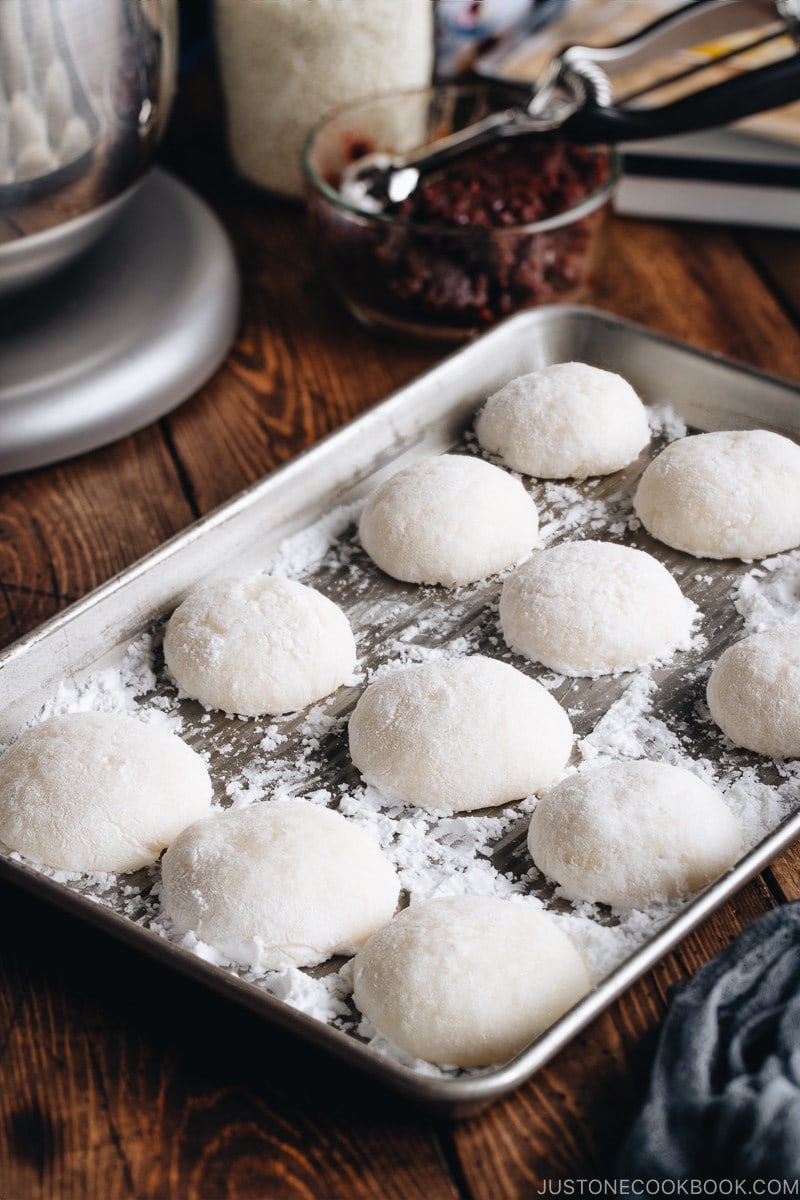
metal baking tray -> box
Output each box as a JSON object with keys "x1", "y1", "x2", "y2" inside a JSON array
[{"x1": 2, "y1": 305, "x2": 800, "y2": 1118}]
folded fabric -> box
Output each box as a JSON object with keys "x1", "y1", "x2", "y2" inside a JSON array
[{"x1": 618, "y1": 902, "x2": 800, "y2": 1180}]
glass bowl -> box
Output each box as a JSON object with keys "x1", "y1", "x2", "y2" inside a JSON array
[{"x1": 303, "y1": 85, "x2": 620, "y2": 341}]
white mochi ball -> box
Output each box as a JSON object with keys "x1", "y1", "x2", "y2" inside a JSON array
[
  {"x1": 633, "y1": 429, "x2": 800, "y2": 560},
  {"x1": 348, "y1": 655, "x2": 573, "y2": 813},
  {"x1": 499, "y1": 539, "x2": 694, "y2": 677},
  {"x1": 475, "y1": 361, "x2": 650, "y2": 479},
  {"x1": 527, "y1": 760, "x2": 742, "y2": 908},
  {"x1": 707, "y1": 626, "x2": 800, "y2": 758},
  {"x1": 161, "y1": 798, "x2": 399, "y2": 970},
  {"x1": 0, "y1": 712, "x2": 213, "y2": 874},
  {"x1": 358, "y1": 455, "x2": 538, "y2": 586},
  {"x1": 353, "y1": 895, "x2": 591, "y2": 1067},
  {"x1": 163, "y1": 574, "x2": 356, "y2": 717},
  {"x1": 14, "y1": 139, "x2": 59, "y2": 180},
  {"x1": 58, "y1": 114, "x2": 92, "y2": 163}
]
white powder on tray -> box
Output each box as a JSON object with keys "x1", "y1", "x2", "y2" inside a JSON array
[
  {"x1": 3, "y1": 417, "x2": 800, "y2": 1079},
  {"x1": 735, "y1": 549, "x2": 800, "y2": 633}
]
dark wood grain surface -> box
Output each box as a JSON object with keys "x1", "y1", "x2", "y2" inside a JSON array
[{"x1": 2, "y1": 66, "x2": 800, "y2": 1199}]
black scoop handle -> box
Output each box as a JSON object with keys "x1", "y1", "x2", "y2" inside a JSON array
[{"x1": 560, "y1": 53, "x2": 800, "y2": 143}]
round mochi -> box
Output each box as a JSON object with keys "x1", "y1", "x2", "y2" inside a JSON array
[
  {"x1": 348, "y1": 655, "x2": 573, "y2": 812},
  {"x1": 0, "y1": 712, "x2": 213, "y2": 874},
  {"x1": 163, "y1": 574, "x2": 356, "y2": 717},
  {"x1": 707, "y1": 626, "x2": 800, "y2": 758},
  {"x1": 358, "y1": 455, "x2": 538, "y2": 586},
  {"x1": 161, "y1": 798, "x2": 399, "y2": 970},
  {"x1": 475, "y1": 361, "x2": 650, "y2": 479},
  {"x1": 527, "y1": 760, "x2": 742, "y2": 908},
  {"x1": 353, "y1": 895, "x2": 591, "y2": 1067},
  {"x1": 633, "y1": 429, "x2": 800, "y2": 560},
  {"x1": 499, "y1": 539, "x2": 693, "y2": 677}
]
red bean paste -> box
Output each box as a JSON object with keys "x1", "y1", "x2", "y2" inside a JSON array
[{"x1": 315, "y1": 134, "x2": 611, "y2": 334}]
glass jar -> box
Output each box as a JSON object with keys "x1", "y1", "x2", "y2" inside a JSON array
[{"x1": 213, "y1": 0, "x2": 434, "y2": 198}]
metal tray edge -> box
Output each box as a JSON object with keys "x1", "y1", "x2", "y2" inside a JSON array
[{"x1": 2, "y1": 304, "x2": 800, "y2": 1116}]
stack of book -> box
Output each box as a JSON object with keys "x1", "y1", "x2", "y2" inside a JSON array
[{"x1": 614, "y1": 126, "x2": 800, "y2": 229}]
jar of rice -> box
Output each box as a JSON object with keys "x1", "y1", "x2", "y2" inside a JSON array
[{"x1": 213, "y1": 0, "x2": 435, "y2": 198}]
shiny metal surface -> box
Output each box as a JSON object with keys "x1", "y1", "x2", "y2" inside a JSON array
[
  {"x1": 0, "y1": 168, "x2": 240, "y2": 473},
  {"x1": 1, "y1": 307, "x2": 799, "y2": 1115},
  {"x1": 0, "y1": 176, "x2": 139, "y2": 292},
  {"x1": 0, "y1": 0, "x2": 177, "y2": 293}
]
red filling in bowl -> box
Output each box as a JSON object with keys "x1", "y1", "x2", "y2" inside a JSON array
[{"x1": 306, "y1": 90, "x2": 617, "y2": 339}]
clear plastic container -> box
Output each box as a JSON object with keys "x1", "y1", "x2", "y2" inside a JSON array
[{"x1": 214, "y1": 0, "x2": 434, "y2": 198}]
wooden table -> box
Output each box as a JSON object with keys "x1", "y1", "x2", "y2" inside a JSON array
[{"x1": 2, "y1": 70, "x2": 800, "y2": 1197}]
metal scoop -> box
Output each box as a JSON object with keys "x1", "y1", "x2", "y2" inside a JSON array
[{"x1": 340, "y1": 0, "x2": 800, "y2": 210}]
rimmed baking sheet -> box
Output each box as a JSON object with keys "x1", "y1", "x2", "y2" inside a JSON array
[{"x1": 1, "y1": 304, "x2": 799, "y2": 1117}]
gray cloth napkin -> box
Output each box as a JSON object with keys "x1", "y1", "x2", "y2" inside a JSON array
[{"x1": 618, "y1": 902, "x2": 800, "y2": 1179}]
